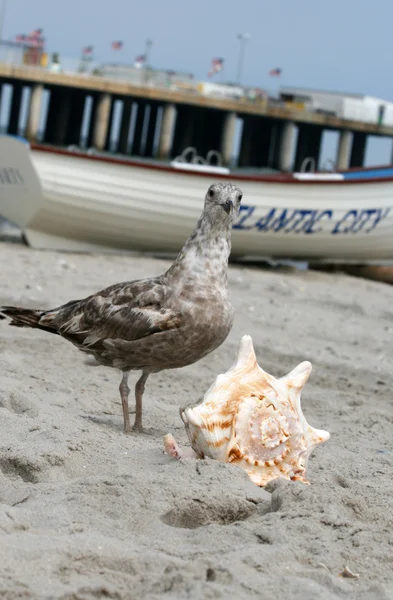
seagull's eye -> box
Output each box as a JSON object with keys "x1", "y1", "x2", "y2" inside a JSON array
[
  {"x1": 238, "y1": 194, "x2": 243, "y2": 202},
  {"x1": 208, "y1": 188, "x2": 214, "y2": 198}
]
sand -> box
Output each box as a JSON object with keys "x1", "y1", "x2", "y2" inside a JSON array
[{"x1": 0, "y1": 240, "x2": 392, "y2": 600}]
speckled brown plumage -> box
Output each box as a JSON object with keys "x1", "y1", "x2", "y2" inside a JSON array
[{"x1": 0, "y1": 183, "x2": 243, "y2": 433}]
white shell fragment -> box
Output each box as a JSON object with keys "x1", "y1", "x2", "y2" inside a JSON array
[{"x1": 164, "y1": 335, "x2": 330, "y2": 487}]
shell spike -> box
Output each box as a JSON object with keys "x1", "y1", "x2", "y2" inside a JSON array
[
  {"x1": 234, "y1": 334, "x2": 258, "y2": 371},
  {"x1": 281, "y1": 360, "x2": 312, "y2": 391},
  {"x1": 310, "y1": 427, "x2": 331, "y2": 447}
]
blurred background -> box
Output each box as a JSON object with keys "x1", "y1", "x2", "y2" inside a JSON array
[{"x1": 1, "y1": 0, "x2": 393, "y2": 167}]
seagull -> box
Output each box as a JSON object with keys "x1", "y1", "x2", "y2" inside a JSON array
[{"x1": 0, "y1": 183, "x2": 243, "y2": 433}]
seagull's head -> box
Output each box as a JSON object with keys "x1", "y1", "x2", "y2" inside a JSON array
[{"x1": 204, "y1": 182, "x2": 243, "y2": 222}]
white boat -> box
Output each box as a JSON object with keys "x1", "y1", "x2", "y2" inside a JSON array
[{"x1": 1, "y1": 135, "x2": 393, "y2": 262}]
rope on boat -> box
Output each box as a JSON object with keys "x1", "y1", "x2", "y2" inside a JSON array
[
  {"x1": 321, "y1": 158, "x2": 336, "y2": 172},
  {"x1": 300, "y1": 157, "x2": 316, "y2": 172},
  {"x1": 206, "y1": 150, "x2": 223, "y2": 167},
  {"x1": 174, "y1": 146, "x2": 224, "y2": 167}
]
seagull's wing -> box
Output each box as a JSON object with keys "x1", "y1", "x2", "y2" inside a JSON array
[{"x1": 40, "y1": 277, "x2": 182, "y2": 347}]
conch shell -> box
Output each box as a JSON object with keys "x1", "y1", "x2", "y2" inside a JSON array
[{"x1": 164, "y1": 335, "x2": 330, "y2": 487}]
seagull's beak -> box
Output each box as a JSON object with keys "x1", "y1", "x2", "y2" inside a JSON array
[{"x1": 222, "y1": 199, "x2": 233, "y2": 215}]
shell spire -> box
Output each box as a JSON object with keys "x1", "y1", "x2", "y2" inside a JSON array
[
  {"x1": 234, "y1": 334, "x2": 257, "y2": 369},
  {"x1": 164, "y1": 335, "x2": 330, "y2": 487}
]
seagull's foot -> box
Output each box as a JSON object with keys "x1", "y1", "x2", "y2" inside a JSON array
[
  {"x1": 123, "y1": 423, "x2": 147, "y2": 434},
  {"x1": 124, "y1": 424, "x2": 133, "y2": 435},
  {"x1": 132, "y1": 423, "x2": 145, "y2": 434}
]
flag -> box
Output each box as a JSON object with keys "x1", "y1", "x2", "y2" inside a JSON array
[
  {"x1": 269, "y1": 67, "x2": 282, "y2": 76},
  {"x1": 28, "y1": 37, "x2": 45, "y2": 48},
  {"x1": 83, "y1": 45, "x2": 93, "y2": 55},
  {"x1": 29, "y1": 28, "x2": 43, "y2": 38},
  {"x1": 111, "y1": 40, "x2": 123, "y2": 50},
  {"x1": 134, "y1": 54, "x2": 146, "y2": 68},
  {"x1": 208, "y1": 57, "x2": 224, "y2": 77},
  {"x1": 25, "y1": 28, "x2": 44, "y2": 48}
]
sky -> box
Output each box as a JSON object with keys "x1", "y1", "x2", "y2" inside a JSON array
[{"x1": 2, "y1": 0, "x2": 393, "y2": 165}]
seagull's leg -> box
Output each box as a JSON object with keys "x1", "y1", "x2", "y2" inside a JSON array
[
  {"x1": 133, "y1": 371, "x2": 149, "y2": 433},
  {"x1": 119, "y1": 370, "x2": 132, "y2": 434}
]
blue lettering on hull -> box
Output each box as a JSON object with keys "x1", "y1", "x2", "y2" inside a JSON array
[{"x1": 233, "y1": 205, "x2": 391, "y2": 235}]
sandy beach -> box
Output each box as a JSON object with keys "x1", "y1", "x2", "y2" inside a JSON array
[{"x1": 0, "y1": 240, "x2": 392, "y2": 600}]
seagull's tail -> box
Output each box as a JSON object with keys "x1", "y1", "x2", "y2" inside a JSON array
[{"x1": 0, "y1": 306, "x2": 59, "y2": 335}]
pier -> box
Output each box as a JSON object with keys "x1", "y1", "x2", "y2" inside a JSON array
[{"x1": 1, "y1": 63, "x2": 393, "y2": 170}]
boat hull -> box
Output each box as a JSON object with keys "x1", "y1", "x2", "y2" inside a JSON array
[
  {"x1": 1, "y1": 140, "x2": 393, "y2": 261},
  {"x1": 0, "y1": 136, "x2": 43, "y2": 229}
]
